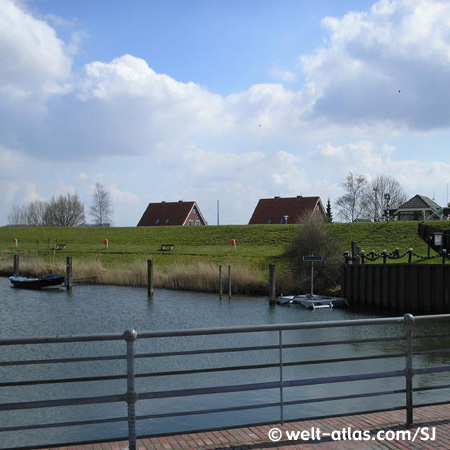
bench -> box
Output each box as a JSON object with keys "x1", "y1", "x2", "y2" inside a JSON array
[{"x1": 159, "y1": 244, "x2": 174, "y2": 251}]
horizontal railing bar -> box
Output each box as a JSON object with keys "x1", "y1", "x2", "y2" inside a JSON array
[
  {"x1": 0, "y1": 353, "x2": 405, "y2": 389},
  {"x1": 414, "y1": 365, "x2": 450, "y2": 376},
  {"x1": 134, "y1": 405, "x2": 409, "y2": 443},
  {"x1": 414, "y1": 348, "x2": 450, "y2": 356},
  {"x1": 0, "y1": 394, "x2": 124, "y2": 411},
  {"x1": 0, "y1": 337, "x2": 404, "y2": 369},
  {"x1": 413, "y1": 333, "x2": 450, "y2": 340},
  {"x1": 136, "y1": 388, "x2": 406, "y2": 421},
  {"x1": 414, "y1": 383, "x2": 450, "y2": 392},
  {"x1": 0, "y1": 316, "x2": 412, "y2": 347},
  {"x1": 0, "y1": 373, "x2": 126, "y2": 388},
  {"x1": 0, "y1": 415, "x2": 127, "y2": 432},
  {"x1": 138, "y1": 369, "x2": 405, "y2": 401},
  {"x1": 137, "y1": 401, "x2": 281, "y2": 420},
  {"x1": 0, "y1": 333, "x2": 125, "y2": 346},
  {"x1": 413, "y1": 314, "x2": 450, "y2": 322},
  {"x1": 136, "y1": 345, "x2": 279, "y2": 358},
  {"x1": 136, "y1": 336, "x2": 405, "y2": 360},
  {"x1": 0, "y1": 354, "x2": 126, "y2": 367},
  {"x1": 2, "y1": 316, "x2": 449, "y2": 348},
  {"x1": 137, "y1": 317, "x2": 408, "y2": 339},
  {"x1": 134, "y1": 353, "x2": 405, "y2": 380}
]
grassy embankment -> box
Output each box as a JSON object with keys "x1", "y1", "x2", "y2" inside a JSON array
[{"x1": 0, "y1": 221, "x2": 441, "y2": 294}]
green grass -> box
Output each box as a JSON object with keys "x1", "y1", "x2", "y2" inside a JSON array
[{"x1": 0, "y1": 221, "x2": 443, "y2": 279}]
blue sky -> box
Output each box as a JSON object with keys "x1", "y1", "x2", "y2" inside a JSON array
[{"x1": 2, "y1": 0, "x2": 450, "y2": 225}]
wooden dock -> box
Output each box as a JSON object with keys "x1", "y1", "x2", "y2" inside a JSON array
[{"x1": 42, "y1": 403, "x2": 450, "y2": 450}]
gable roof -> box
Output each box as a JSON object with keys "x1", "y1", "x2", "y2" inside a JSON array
[
  {"x1": 248, "y1": 196, "x2": 325, "y2": 225},
  {"x1": 396, "y1": 195, "x2": 440, "y2": 212},
  {"x1": 137, "y1": 201, "x2": 207, "y2": 226}
]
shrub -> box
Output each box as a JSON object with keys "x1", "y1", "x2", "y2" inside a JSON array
[{"x1": 284, "y1": 218, "x2": 344, "y2": 295}]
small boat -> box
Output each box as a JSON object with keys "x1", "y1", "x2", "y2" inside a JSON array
[
  {"x1": 9, "y1": 274, "x2": 66, "y2": 290},
  {"x1": 276, "y1": 293, "x2": 348, "y2": 310}
]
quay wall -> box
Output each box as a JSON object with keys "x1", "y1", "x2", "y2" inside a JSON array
[{"x1": 342, "y1": 264, "x2": 450, "y2": 313}]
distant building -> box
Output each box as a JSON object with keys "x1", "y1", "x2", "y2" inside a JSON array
[
  {"x1": 248, "y1": 196, "x2": 326, "y2": 224},
  {"x1": 137, "y1": 201, "x2": 207, "y2": 226},
  {"x1": 394, "y1": 195, "x2": 441, "y2": 221}
]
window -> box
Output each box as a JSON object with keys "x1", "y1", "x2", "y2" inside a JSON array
[
  {"x1": 195, "y1": 220, "x2": 200, "y2": 226},
  {"x1": 165, "y1": 219, "x2": 170, "y2": 225},
  {"x1": 267, "y1": 218, "x2": 273, "y2": 224},
  {"x1": 188, "y1": 220, "x2": 194, "y2": 226},
  {"x1": 155, "y1": 219, "x2": 160, "y2": 225}
]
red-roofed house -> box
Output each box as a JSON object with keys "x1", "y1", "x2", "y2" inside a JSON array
[
  {"x1": 137, "y1": 201, "x2": 207, "y2": 226},
  {"x1": 248, "y1": 196, "x2": 325, "y2": 224}
]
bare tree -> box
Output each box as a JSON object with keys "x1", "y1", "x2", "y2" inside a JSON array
[
  {"x1": 364, "y1": 175, "x2": 408, "y2": 221},
  {"x1": 335, "y1": 172, "x2": 370, "y2": 222},
  {"x1": 44, "y1": 193, "x2": 85, "y2": 226},
  {"x1": 7, "y1": 205, "x2": 27, "y2": 226},
  {"x1": 89, "y1": 183, "x2": 113, "y2": 225},
  {"x1": 27, "y1": 200, "x2": 48, "y2": 226}
]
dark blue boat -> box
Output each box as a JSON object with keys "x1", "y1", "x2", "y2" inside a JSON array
[{"x1": 9, "y1": 274, "x2": 65, "y2": 290}]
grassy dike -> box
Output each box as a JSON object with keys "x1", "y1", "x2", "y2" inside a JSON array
[{"x1": 0, "y1": 221, "x2": 437, "y2": 294}]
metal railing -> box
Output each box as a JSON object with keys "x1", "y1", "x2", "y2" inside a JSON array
[{"x1": 1, "y1": 313, "x2": 450, "y2": 450}]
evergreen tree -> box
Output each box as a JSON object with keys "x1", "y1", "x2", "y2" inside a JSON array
[{"x1": 326, "y1": 198, "x2": 333, "y2": 223}]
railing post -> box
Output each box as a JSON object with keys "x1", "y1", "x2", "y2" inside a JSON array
[
  {"x1": 124, "y1": 329, "x2": 138, "y2": 450},
  {"x1": 404, "y1": 313, "x2": 415, "y2": 427},
  {"x1": 278, "y1": 329, "x2": 284, "y2": 424}
]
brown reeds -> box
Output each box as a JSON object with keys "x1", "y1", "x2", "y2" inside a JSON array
[{"x1": 0, "y1": 253, "x2": 266, "y2": 295}]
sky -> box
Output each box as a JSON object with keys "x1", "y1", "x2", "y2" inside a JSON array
[{"x1": 2, "y1": 0, "x2": 450, "y2": 226}]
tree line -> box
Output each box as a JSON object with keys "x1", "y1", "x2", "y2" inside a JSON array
[
  {"x1": 7, "y1": 183, "x2": 113, "y2": 227},
  {"x1": 335, "y1": 173, "x2": 408, "y2": 222}
]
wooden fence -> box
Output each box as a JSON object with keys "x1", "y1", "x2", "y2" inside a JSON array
[{"x1": 342, "y1": 264, "x2": 450, "y2": 313}]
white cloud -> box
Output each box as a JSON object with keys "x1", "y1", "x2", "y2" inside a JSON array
[
  {"x1": 0, "y1": 0, "x2": 72, "y2": 99},
  {"x1": 301, "y1": 0, "x2": 450, "y2": 131},
  {"x1": 2, "y1": 0, "x2": 450, "y2": 225},
  {"x1": 269, "y1": 66, "x2": 297, "y2": 83}
]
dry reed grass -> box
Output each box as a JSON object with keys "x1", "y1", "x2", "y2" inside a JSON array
[{"x1": 0, "y1": 253, "x2": 266, "y2": 294}]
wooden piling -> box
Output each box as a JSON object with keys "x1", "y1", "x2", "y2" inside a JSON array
[
  {"x1": 228, "y1": 265, "x2": 232, "y2": 299},
  {"x1": 13, "y1": 254, "x2": 19, "y2": 275},
  {"x1": 147, "y1": 260, "x2": 154, "y2": 298},
  {"x1": 66, "y1": 257, "x2": 72, "y2": 290},
  {"x1": 269, "y1": 264, "x2": 276, "y2": 304},
  {"x1": 219, "y1": 265, "x2": 223, "y2": 299}
]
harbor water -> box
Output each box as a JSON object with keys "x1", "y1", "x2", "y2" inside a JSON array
[{"x1": 1, "y1": 276, "x2": 449, "y2": 448}]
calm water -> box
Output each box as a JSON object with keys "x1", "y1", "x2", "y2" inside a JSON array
[{"x1": 1, "y1": 276, "x2": 449, "y2": 448}]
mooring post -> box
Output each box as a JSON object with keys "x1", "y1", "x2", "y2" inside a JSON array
[
  {"x1": 219, "y1": 265, "x2": 223, "y2": 299},
  {"x1": 124, "y1": 329, "x2": 138, "y2": 450},
  {"x1": 408, "y1": 249, "x2": 413, "y2": 264},
  {"x1": 65, "y1": 257, "x2": 72, "y2": 290},
  {"x1": 404, "y1": 313, "x2": 415, "y2": 427},
  {"x1": 269, "y1": 264, "x2": 276, "y2": 304},
  {"x1": 13, "y1": 254, "x2": 19, "y2": 276},
  {"x1": 228, "y1": 265, "x2": 232, "y2": 299},
  {"x1": 147, "y1": 260, "x2": 154, "y2": 298}
]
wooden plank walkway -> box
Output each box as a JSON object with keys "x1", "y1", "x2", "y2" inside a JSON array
[{"x1": 43, "y1": 404, "x2": 450, "y2": 450}]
